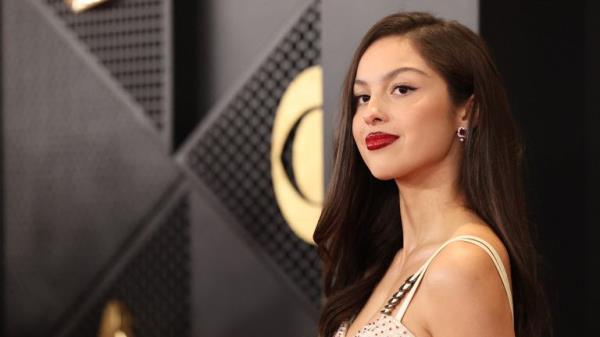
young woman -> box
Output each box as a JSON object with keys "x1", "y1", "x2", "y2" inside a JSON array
[{"x1": 313, "y1": 12, "x2": 551, "y2": 337}]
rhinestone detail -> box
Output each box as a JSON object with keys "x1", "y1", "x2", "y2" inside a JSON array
[{"x1": 379, "y1": 273, "x2": 418, "y2": 315}]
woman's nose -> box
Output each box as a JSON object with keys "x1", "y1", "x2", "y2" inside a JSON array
[{"x1": 363, "y1": 97, "x2": 387, "y2": 125}]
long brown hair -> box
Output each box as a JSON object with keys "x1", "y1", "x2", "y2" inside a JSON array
[{"x1": 313, "y1": 12, "x2": 552, "y2": 337}]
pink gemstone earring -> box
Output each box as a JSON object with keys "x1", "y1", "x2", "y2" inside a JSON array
[{"x1": 457, "y1": 127, "x2": 467, "y2": 142}]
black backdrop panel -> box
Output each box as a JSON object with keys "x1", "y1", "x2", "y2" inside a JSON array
[
  {"x1": 480, "y1": 1, "x2": 598, "y2": 335},
  {"x1": 190, "y1": 188, "x2": 317, "y2": 337},
  {"x1": 2, "y1": 0, "x2": 179, "y2": 336},
  {"x1": 585, "y1": 0, "x2": 600, "y2": 329},
  {"x1": 180, "y1": 0, "x2": 322, "y2": 307},
  {"x1": 44, "y1": 0, "x2": 171, "y2": 144},
  {"x1": 65, "y1": 193, "x2": 190, "y2": 337}
]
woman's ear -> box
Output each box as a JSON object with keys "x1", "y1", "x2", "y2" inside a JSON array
[{"x1": 456, "y1": 94, "x2": 478, "y2": 127}]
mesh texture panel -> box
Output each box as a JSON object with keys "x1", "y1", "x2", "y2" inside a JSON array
[
  {"x1": 66, "y1": 196, "x2": 190, "y2": 337},
  {"x1": 45, "y1": 0, "x2": 167, "y2": 130},
  {"x1": 185, "y1": 1, "x2": 322, "y2": 305}
]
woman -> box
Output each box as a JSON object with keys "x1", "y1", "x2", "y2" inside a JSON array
[{"x1": 313, "y1": 12, "x2": 551, "y2": 337}]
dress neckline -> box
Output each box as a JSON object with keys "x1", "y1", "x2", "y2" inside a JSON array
[{"x1": 341, "y1": 313, "x2": 417, "y2": 337}]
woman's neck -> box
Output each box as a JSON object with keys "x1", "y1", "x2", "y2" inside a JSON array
[{"x1": 395, "y1": 163, "x2": 468, "y2": 256}]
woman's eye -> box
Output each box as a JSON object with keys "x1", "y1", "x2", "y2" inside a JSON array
[
  {"x1": 354, "y1": 95, "x2": 370, "y2": 105},
  {"x1": 393, "y1": 85, "x2": 416, "y2": 95}
]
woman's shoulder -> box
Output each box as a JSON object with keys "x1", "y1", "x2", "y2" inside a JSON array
[
  {"x1": 424, "y1": 226, "x2": 510, "y2": 288},
  {"x1": 449, "y1": 223, "x2": 512, "y2": 276},
  {"x1": 427, "y1": 224, "x2": 512, "y2": 288},
  {"x1": 415, "y1": 224, "x2": 514, "y2": 335}
]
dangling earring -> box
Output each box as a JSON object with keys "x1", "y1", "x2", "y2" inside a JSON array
[{"x1": 457, "y1": 127, "x2": 467, "y2": 142}]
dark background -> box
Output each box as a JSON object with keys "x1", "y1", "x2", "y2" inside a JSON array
[{"x1": 481, "y1": 1, "x2": 599, "y2": 335}]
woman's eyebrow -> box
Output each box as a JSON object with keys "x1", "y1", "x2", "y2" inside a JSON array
[{"x1": 354, "y1": 66, "x2": 429, "y2": 86}]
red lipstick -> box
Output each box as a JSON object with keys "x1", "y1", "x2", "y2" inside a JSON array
[{"x1": 365, "y1": 132, "x2": 399, "y2": 150}]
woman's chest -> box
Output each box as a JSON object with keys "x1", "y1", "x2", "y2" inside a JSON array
[{"x1": 336, "y1": 314, "x2": 416, "y2": 337}]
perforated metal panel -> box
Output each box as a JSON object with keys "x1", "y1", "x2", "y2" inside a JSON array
[
  {"x1": 66, "y1": 196, "x2": 190, "y2": 337},
  {"x1": 184, "y1": 1, "x2": 322, "y2": 305},
  {"x1": 45, "y1": 0, "x2": 169, "y2": 133},
  {"x1": 3, "y1": 1, "x2": 181, "y2": 335}
]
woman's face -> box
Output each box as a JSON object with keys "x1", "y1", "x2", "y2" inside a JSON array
[{"x1": 352, "y1": 35, "x2": 465, "y2": 182}]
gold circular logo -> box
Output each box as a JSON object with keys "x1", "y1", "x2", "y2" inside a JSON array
[
  {"x1": 271, "y1": 65, "x2": 323, "y2": 245},
  {"x1": 98, "y1": 299, "x2": 134, "y2": 337}
]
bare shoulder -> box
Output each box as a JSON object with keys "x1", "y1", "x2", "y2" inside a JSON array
[
  {"x1": 423, "y1": 233, "x2": 510, "y2": 290},
  {"x1": 417, "y1": 228, "x2": 515, "y2": 337},
  {"x1": 452, "y1": 224, "x2": 512, "y2": 282}
]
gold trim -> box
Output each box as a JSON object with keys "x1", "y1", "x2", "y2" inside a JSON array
[{"x1": 64, "y1": 0, "x2": 110, "y2": 13}]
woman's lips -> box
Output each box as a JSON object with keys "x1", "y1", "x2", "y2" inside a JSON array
[{"x1": 365, "y1": 132, "x2": 399, "y2": 150}]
